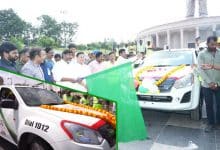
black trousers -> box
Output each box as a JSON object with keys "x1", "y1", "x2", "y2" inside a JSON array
[{"x1": 202, "y1": 87, "x2": 220, "y2": 125}]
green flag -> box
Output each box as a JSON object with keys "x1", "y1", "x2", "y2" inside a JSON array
[{"x1": 86, "y1": 62, "x2": 147, "y2": 142}]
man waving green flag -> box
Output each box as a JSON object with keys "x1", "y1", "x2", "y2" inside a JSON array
[{"x1": 86, "y1": 62, "x2": 147, "y2": 142}]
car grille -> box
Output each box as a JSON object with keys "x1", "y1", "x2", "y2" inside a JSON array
[
  {"x1": 155, "y1": 78, "x2": 176, "y2": 92},
  {"x1": 137, "y1": 95, "x2": 173, "y2": 102},
  {"x1": 98, "y1": 123, "x2": 116, "y2": 147}
]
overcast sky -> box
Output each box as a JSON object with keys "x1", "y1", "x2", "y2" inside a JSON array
[{"x1": 0, "y1": 0, "x2": 219, "y2": 44}]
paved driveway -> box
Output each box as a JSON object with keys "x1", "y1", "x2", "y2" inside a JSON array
[{"x1": 119, "y1": 109, "x2": 220, "y2": 150}]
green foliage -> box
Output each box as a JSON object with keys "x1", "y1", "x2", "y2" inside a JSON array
[
  {"x1": 87, "y1": 42, "x2": 101, "y2": 50},
  {"x1": 0, "y1": 9, "x2": 27, "y2": 39},
  {"x1": 9, "y1": 37, "x2": 25, "y2": 50},
  {"x1": 86, "y1": 39, "x2": 116, "y2": 51},
  {"x1": 77, "y1": 44, "x2": 88, "y2": 50},
  {"x1": 36, "y1": 36, "x2": 56, "y2": 48},
  {"x1": 37, "y1": 15, "x2": 61, "y2": 41}
]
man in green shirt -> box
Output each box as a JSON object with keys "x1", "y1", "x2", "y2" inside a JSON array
[{"x1": 198, "y1": 36, "x2": 220, "y2": 132}]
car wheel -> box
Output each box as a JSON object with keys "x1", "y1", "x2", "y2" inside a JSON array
[
  {"x1": 29, "y1": 138, "x2": 52, "y2": 150},
  {"x1": 190, "y1": 99, "x2": 203, "y2": 121}
]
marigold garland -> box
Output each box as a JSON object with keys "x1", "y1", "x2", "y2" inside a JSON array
[
  {"x1": 135, "y1": 66, "x2": 155, "y2": 85},
  {"x1": 155, "y1": 64, "x2": 186, "y2": 86},
  {"x1": 40, "y1": 101, "x2": 116, "y2": 128},
  {"x1": 135, "y1": 65, "x2": 186, "y2": 87}
]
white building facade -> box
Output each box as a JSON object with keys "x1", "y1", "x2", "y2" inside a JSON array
[{"x1": 137, "y1": 16, "x2": 220, "y2": 49}]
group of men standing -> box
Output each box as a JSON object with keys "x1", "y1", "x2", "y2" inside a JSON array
[
  {"x1": 1, "y1": 37, "x2": 219, "y2": 133},
  {"x1": 0, "y1": 42, "x2": 137, "y2": 86}
]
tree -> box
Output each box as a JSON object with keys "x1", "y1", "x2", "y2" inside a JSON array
[
  {"x1": 22, "y1": 22, "x2": 33, "y2": 46},
  {"x1": 101, "y1": 38, "x2": 116, "y2": 50},
  {"x1": 87, "y1": 42, "x2": 102, "y2": 50},
  {"x1": 36, "y1": 36, "x2": 56, "y2": 48},
  {"x1": 9, "y1": 37, "x2": 25, "y2": 50},
  {"x1": 0, "y1": 9, "x2": 27, "y2": 40},
  {"x1": 77, "y1": 44, "x2": 87, "y2": 50},
  {"x1": 60, "y1": 21, "x2": 78, "y2": 47},
  {"x1": 37, "y1": 15, "x2": 61, "y2": 41}
]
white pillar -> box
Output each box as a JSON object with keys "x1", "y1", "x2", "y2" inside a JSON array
[
  {"x1": 156, "y1": 33, "x2": 159, "y2": 48},
  {"x1": 167, "y1": 30, "x2": 170, "y2": 49},
  {"x1": 180, "y1": 29, "x2": 184, "y2": 48},
  {"x1": 195, "y1": 27, "x2": 200, "y2": 49},
  {"x1": 212, "y1": 24, "x2": 216, "y2": 35},
  {"x1": 195, "y1": 27, "x2": 200, "y2": 38}
]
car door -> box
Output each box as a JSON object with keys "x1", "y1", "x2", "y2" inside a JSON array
[{"x1": 0, "y1": 87, "x2": 18, "y2": 145}]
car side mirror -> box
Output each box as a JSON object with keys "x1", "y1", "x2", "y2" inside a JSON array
[{"x1": 0, "y1": 99, "x2": 18, "y2": 109}]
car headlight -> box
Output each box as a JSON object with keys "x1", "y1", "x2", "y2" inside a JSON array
[
  {"x1": 173, "y1": 74, "x2": 194, "y2": 89},
  {"x1": 61, "y1": 121, "x2": 104, "y2": 145}
]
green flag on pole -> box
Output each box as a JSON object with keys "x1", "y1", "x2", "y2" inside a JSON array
[{"x1": 86, "y1": 62, "x2": 147, "y2": 142}]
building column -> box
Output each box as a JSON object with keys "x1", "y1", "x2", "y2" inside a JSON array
[
  {"x1": 195, "y1": 27, "x2": 200, "y2": 38},
  {"x1": 167, "y1": 30, "x2": 170, "y2": 49},
  {"x1": 167, "y1": 30, "x2": 171, "y2": 49},
  {"x1": 212, "y1": 24, "x2": 216, "y2": 36},
  {"x1": 156, "y1": 33, "x2": 159, "y2": 48},
  {"x1": 180, "y1": 29, "x2": 184, "y2": 48},
  {"x1": 195, "y1": 27, "x2": 200, "y2": 49}
]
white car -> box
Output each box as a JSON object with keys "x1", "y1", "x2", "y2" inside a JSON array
[
  {"x1": 134, "y1": 49, "x2": 202, "y2": 120},
  {"x1": 0, "y1": 85, "x2": 115, "y2": 150}
]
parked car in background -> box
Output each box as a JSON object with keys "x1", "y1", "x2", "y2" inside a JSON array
[{"x1": 134, "y1": 49, "x2": 202, "y2": 120}]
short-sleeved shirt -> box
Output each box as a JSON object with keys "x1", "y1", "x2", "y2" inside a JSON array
[
  {"x1": 21, "y1": 60, "x2": 44, "y2": 80},
  {"x1": 0, "y1": 59, "x2": 19, "y2": 73}
]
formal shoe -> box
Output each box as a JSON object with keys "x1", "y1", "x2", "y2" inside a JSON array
[{"x1": 204, "y1": 125, "x2": 214, "y2": 132}]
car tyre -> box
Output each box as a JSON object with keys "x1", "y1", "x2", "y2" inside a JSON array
[
  {"x1": 29, "y1": 137, "x2": 52, "y2": 150},
  {"x1": 190, "y1": 99, "x2": 203, "y2": 121}
]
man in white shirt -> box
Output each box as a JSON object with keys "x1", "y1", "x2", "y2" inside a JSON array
[
  {"x1": 52, "y1": 50, "x2": 82, "y2": 83},
  {"x1": 105, "y1": 51, "x2": 116, "y2": 68},
  {"x1": 116, "y1": 49, "x2": 128, "y2": 64},
  {"x1": 137, "y1": 40, "x2": 146, "y2": 54},
  {"x1": 71, "y1": 52, "x2": 91, "y2": 79},
  {"x1": 89, "y1": 51, "x2": 107, "y2": 74}
]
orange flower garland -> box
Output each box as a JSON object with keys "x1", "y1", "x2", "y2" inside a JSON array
[{"x1": 40, "y1": 101, "x2": 116, "y2": 128}]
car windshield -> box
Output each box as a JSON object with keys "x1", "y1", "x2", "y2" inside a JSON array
[
  {"x1": 144, "y1": 51, "x2": 193, "y2": 66},
  {"x1": 16, "y1": 87, "x2": 64, "y2": 106}
]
